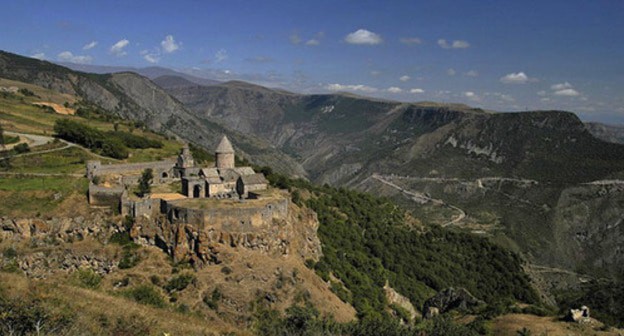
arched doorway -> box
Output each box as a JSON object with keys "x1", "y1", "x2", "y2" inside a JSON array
[
  {"x1": 193, "y1": 184, "x2": 202, "y2": 198},
  {"x1": 162, "y1": 172, "x2": 168, "y2": 179}
]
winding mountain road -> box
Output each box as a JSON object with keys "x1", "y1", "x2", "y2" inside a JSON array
[
  {"x1": 370, "y1": 173, "x2": 466, "y2": 227},
  {"x1": 1, "y1": 131, "x2": 117, "y2": 161}
]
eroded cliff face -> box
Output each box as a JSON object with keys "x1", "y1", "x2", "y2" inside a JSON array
[
  {"x1": 552, "y1": 183, "x2": 624, "y2": 275},
  {"x1": 125, "y1": 199, "x2": 354, "y2": 323}
]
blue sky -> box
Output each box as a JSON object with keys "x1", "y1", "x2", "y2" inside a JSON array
[{"x1": 1, "y1": 0, "x2": 623, "y2": 123}]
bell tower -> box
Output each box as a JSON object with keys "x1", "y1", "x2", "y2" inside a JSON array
[{"x1": 215, "y1": 135, "x2": 235, "y2": 169}]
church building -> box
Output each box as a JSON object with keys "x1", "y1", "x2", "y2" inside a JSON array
[{"x1": 180, "y1": 135, "x2": 268, "y2": 199}]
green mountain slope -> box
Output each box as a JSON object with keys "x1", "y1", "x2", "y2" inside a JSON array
[{"x1": 0, "y1": 50, "x2": 305, "y2": 176}]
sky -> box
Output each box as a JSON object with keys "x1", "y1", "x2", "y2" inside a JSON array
[{"x1": 1, "y1": 0, "x2": 623, "y2": 123}]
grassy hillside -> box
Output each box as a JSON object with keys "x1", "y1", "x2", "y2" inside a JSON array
[{"x1": 0, "y1": 78, "x2": 184, "y2": 217}]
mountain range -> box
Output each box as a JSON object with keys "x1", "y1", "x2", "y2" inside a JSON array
[{"x1": 5, "y1": 49, "x2": 624, "y2": 287}]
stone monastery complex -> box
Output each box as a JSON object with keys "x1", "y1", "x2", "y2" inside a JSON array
[{"x1": 86, "y1": 135, "x2": 272, "y2": 219}]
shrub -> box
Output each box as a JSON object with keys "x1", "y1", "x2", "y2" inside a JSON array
[
  {"x1": 110, "y1": 314, "x2": 151, "y2": 336},
  {"x1": 149, "y1": 275, "x2": 162, "y2": 286},
  {"x1": 164, "y1": 273, "x2": 196, "y2": 293},
  {"x1": 74, "y1": 268, "x2": 102, "y2": 289},
  {"x1": 390, "y1": 303, "x2": 412, "y2": 323},
  {"x1": 118, "y1": 249, "x2": 141, "y2": 269},
  {"x1": 18, "y1": 88, "x2": 35, "y2": 97},
  {"x1": 53, "y1": 119, "x2": 129, "y2": 159},
  {"x1": 122, "y1": 285, "x2": 166, "y2": 308},
  {"x1": 138, "y1": 168, "x2": 153, "y2": 197},
  {"x1": 13, "y1": 143, "x2": 30, "y2": 154},
  {"x1": 108, "y1": 131, "x2": 163, "y2": 149},
  {"x1": 1, "y1": 259, "x2": 21, "y2": 273},
  {"x1": 203, "y1": 288, "x2": 222, "y2": 310},
  {"x1": 2, "y1": 247, "x2": 17, "y2": 259}
]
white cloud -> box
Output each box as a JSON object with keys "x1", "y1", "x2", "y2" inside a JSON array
[
  {"x1": 410, "y1": 88, "x2": 425, "y2": 94},
  {"x1": 438, "y1": 39, "x2": 470, "y2": 49},
  {"x1": 345, "y1": 29, "x2": 383, "y2": 45},
  {"x1": 140, "y1": 50, "x2": 160, "y2": 64},
  {"x1": 452, "y1": 40, "x2": 470, "y2": 48},
  {"x1": 326, "y1": 83, "x2": 378, "y2": 93},
  {"x1": 31, "y1": 53, "x2": 45, "y2": 60},
  {"x1": 305, "y1": 32, "x2": 324, "y2": 46},
  {"x1": 161, "y1": 35, "x2": 180, "y2": 53},
  {"x1": 500, "y1": 72, "x2": 535, "y2": 84},
  {"x1": 399, "y1": 75, "x2": 411, "y2": 82},
  {"x1": 110, "y1": 39, "x2": 129, "y2": 56},
  {"x1": 215, "y1": 49, "x2": 228, "y2": 63},
  {"x1": 537, "y1": 90, "x2": 547, "y2": 96},
  {"x1": 463, "y1": 91, "x2": 481, "y2": 102},
  {"x1": 546, "y1": 82, "x2": 581, "y2": 97},
  {"x1": 387, "y1": 87, "x2": 403, "y2": 93},
  {"x1": 550, "y1": 82, "x2": 572, "y2": 90},
  {"x1": 370, "y1": 70, "x2": 382, "y2": 77},
  {"x1": 399, "y1": 37, "x2": 422, "y2": 45},
  {"x1": 464, "y1": 70, "x2": 479, "y2": 77},
  {"x1": 447, "y1": 68, "x2": 456, "y2": 76},
  {"x1": 57, "y1": 51, "x2": 92, "y2": 64},
  {"x1": 553, "y1": 88, "x2": 580, "y2": 97},
  {"x1": 290, "y1": 32, "x2": 302, "y2": 45},
  {"x1": 82, "y1": 41, "x2": 97, "y2": 50}
]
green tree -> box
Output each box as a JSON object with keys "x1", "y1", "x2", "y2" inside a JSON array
[{"x1": 138, "y1": 168, "x2": 153, "y2": 197}]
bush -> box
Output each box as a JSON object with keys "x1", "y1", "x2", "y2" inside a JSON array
[
  {"x1": 138, "y1": 168, "x2": 153, "y2": 197},
  {"x1": 150, "y1": 275, "x2": 162, "y2": 286},
  {"x1": 203, "y1": 288, "x2": 222, "y2": 310},
  {"x1": 1, "y1": 259, "x2": 21, "y2": 273},
  {"x1": 118, "y1": 249, "x2": 141, "y2": 269},
  {"x1": 74, "y1": 268, "x2": 102, "y2": 289},
  {"x1": 0, "y1": 296, "x2": 74, "y2": 335},
  {"x1": 18, "y1": 88, "x2": 35, "y2": 97},
  {"x1": 13, "y1": 143, "x2": 30, "y2": 154},
  {"x1": 108, "y1": 131, "x2": 163, "y2": 149},
  {"x1": 122, "y1": 285, "x2": 166, "y2": 308},
  {"x1": 2, "y1": 247, "x2": 17, "y2": 259},
  {"x1": 53, "y1": 119, "x2": 128, "y2": 159},
  {"x1": 164, "y1": 273, "x2": 196, "y2": 293}
]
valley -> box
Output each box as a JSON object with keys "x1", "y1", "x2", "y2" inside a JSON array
[{"x1": 1, "y1": 50, "x2": 624, "y2": 335}]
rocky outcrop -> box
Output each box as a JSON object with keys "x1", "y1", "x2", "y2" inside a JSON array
[
  {"x1": 130, "y1": 201, "x2": 322, "y2": 267},
  {"x1": 3, "y1": 251, "x2": 117, "y2": 279},
  {"x1": 383, "y1": 281, "x2": 420, "y2": 321},
  {"x1": 0, "y1": 213, "x2": 124, "y2": 279},
  {"x1": 0, "y1": 214, "x2": 115, "y2": 243},
  {"x1": 566, "y1": 306, "x2": 591, "y2": 323},
  {"x1": 422, "y1": 287, "x2": 483, "y2": 317}
]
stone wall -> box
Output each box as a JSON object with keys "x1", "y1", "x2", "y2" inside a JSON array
[
  {"x1": 88, "y1": 184, "x2": 124, "y2": 210},
  {"x1": 132, "y1": 198, "x2": 161, "y2": 218},
  {"x1": 165, "y1": 198, "x2": 288, "y2": 229},
  {"x1": 127, "y1": 196, "x2": 317, "y2": 266},
  {"x1": 90, "y1": 160, "x2": 175, "y2": 176}
]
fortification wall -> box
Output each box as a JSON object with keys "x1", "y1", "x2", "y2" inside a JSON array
[
  {"x1": 128, "y1": 196, "x2": 322, "y2": 266},
  {"x1": 164, "y1": 198, "x2": 288, "y2": 231},
  {"x1": 90, "y1": 161, "x2": 175, "y2": 176},
  {"x1": 88, "y1": 184, "x2": 124, "y2": 209},
  {"x1": 132, "y1": 198, "x2": 161, "y2": 218}
]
